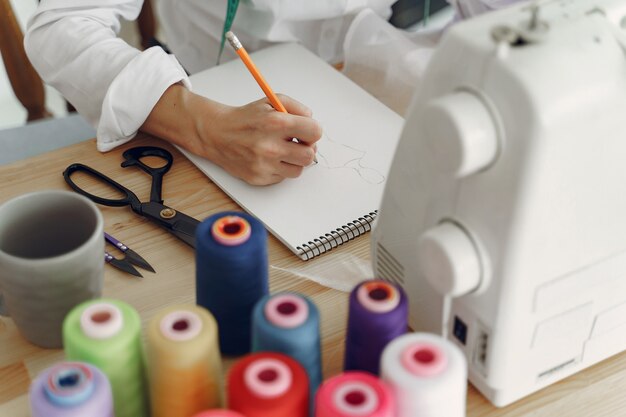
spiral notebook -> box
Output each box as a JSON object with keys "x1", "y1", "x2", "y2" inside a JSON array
[{"x1": 183, "y1": 43, "x2": 403, "y2": 260}]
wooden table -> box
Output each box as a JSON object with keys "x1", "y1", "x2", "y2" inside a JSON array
[{"x1": 2, "y1": 135, "x2": 626, "y2": 417}]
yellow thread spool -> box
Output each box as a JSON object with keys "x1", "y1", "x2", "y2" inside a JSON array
[{"x1": 146, "y1": 304, "x2": 223, "y2": 417}]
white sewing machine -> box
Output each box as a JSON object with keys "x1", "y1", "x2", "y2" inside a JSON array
[{"x1": 372, "y1": 0, "x2": 626, "y2": 407}]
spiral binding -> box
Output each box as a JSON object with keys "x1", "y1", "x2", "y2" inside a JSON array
[{"x1": 296, "y1": 211, "x2": 377, "y2": 260}]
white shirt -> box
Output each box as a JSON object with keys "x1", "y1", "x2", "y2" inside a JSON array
[
  {"x1": 24, "y1": 0, "x2": 519, "y2": 152},
  {"x1": 25, "y1": 0, "x2": 394, "y2": 151}
]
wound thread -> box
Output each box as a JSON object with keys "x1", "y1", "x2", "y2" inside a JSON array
[
  {"x1": 344, "y1": 280, "x2": 408, "y2": 375},
  {"x1": 196, "y1": 211, "x2": 269, "y2": 355},
  {"x1": 146, "y1": 304, "x2": 223, "y2": 417}
]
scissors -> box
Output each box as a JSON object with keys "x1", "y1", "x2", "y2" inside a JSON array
[{"x1": 63, "y1": 146, "x2": 199, "y2": 248}]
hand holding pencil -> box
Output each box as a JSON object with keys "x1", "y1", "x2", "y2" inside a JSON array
[
  {"x1": 226, "y1": 31, "x2": 318, "y2": 163},
  {"x1": 142, "y1": 32, "x2": 321, "y2": 186}
]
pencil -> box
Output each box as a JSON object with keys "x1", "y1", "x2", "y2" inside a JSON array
[{"x1": 225, "y1": 31, "x2": 317, "y2": 163}]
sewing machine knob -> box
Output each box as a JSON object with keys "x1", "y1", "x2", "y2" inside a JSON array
[
  {"x1": 424, "y1": 92, "x2": 498, "y2": 177},
  {"x1": 417, "y1": 222, "x2": 481, "y2": 297}
]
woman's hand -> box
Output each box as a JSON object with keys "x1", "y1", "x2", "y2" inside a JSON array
[{"x1": 141, "y1": 84, "x2": 322, "y2": 185}]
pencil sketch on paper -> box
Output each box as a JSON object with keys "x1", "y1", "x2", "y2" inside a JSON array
[{"x1": 316, "y1": 134, "x2": 385, "y2": 185}]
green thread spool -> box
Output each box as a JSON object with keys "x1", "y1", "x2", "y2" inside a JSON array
[
  {"x1": 217, "y1": 0, "x2": 240, "y2": 64},
  {"x1": 63, "y1": 299, "x2": 149, "y2": 417}
]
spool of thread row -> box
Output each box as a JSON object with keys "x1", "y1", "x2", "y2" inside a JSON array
[
  {"x1": 63, "y1": 299, "x2": 149, "y2": 417},
  {"x1": 228, "y1": 352, "x2": 309, "y2": 417},
  {"x1": 192, "y1": 411, "x2": 247, "y2": 417},
  {"x1": 30, "y1": 362, "x2": 114, "y2": 417},
  {"x1": 146, "y1": 304, "x2": 223, "y2": 417},
  {"x1": 344, "y1": 280, "x2": 408, "y2": 375},
  {"x1": 381, "y1": 333, "x2": 467, "y2": 417},
  {"x1": 196, "y1": 211, "x2": 269, "y2": 355},
  {"x1": 315, "y1": 371, "x2": 395, "y2": 417},
  {"x1": 252, "y1": 292, "x2": 322, "y2": 399}
]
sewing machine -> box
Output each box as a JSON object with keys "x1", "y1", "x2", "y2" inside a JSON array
[{"x1": 372, "y1": 0, "x2": 626, "y2": 407}]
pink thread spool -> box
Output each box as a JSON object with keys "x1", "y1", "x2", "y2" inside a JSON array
[
  {"x1": 315, "y1": 372, "x2": 395, "y2": 417},
  {"x1": 381, "y1": 333, "x2": 467, "y2": 417}
]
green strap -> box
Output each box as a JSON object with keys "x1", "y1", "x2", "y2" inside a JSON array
[
  {"x1": 423, "y1": 0, "x2": 432, "y2": 27},
  {"x1": 217, "y1": 0, "x2": 240, "y2": 64}
]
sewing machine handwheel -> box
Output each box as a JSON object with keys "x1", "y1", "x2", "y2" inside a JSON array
[
  {"x1": 423, "y1": 92, "x2": 499, "y2": 177},
  {"x1": 416, "y1": 222, "x2": 481, "y2": 297}
]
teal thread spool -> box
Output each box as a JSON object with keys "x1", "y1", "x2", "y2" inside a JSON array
[
  {"x1": 251, "y1": 292, "x2": 322, "y2": 408},
  {"x1": 63, "y1": 299, "x2": 149, "y2": 417}
]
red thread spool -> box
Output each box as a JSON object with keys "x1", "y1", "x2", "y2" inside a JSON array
[{"x1": 228, "y1": 352, "x2": 309, "y2": 417}]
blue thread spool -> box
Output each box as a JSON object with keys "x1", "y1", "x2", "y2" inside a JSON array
[
  {"x1": 30, "y1": 362, "x2": 114, "y2": 417},
  {"x1": 344, "y1": 280, "x2": 409, "y2": 375},
  {"x1": 252, "y1": 292, "x2": 322, "y2": 406},
  {"x1": 196, "y1": 211, "x2": 269, "y2": 355}
]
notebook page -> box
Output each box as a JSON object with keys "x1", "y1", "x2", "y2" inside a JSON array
[{"x1": 184, "y1": 43, "x2": 403, "y2": 258}]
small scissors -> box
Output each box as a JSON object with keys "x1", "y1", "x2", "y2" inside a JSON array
[
  {"x1": 63, "y1": 146, "x2": 199, "y2": 248},
  {"x1": 105, "y1": 232, "x2": 155, "y2": 278}
]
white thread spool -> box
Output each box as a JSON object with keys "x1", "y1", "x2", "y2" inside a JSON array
[{"x1": 380, "y1": 332, "x2": 467, "y2": 417}]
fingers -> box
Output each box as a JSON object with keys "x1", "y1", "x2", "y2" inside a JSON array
[
  {"x1": 278, "y1": 161, "x2": 304, "y2": 179},
  {"x1": 277, "y1": 94, "x2": 312, "y2": 117},
  {"x1": 280, "y1": 140, "x2": 316, "y2": 167},
  {"x1": 206, "y1": 97, "x2": 321, "y2": 185},
  {"x1": 268, "y1": 95, "x2": 323, "y2": 145}
]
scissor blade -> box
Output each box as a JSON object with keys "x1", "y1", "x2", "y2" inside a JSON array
[
  {"x1": 124, "y1": 247, "x2": 156, "y2": 273},
  {"x1": 108, "y1": 257, "x2": 143, "y2": 278},
  {"x1": 171, "y1": 218, "x2": 198, "y2": 248},
  {"x1": 141, "y1": 202, "x2": 199, "y2": 248}
]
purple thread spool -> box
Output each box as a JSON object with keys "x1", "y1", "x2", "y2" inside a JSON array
[
  {"x1": 30, "y1": 362, "x2": 114, "y2": 417},
  {"x1": 344, "y1": 280, "x2": 409, "y2": 375}
]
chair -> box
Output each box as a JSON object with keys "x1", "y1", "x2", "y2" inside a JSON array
[{"x1": 0, "y1": 0, "x2": 158, "y2": 164}]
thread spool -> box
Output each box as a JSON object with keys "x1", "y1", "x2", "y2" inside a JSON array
[
  {"x1": 146, "y1": 304, "x2": 223, "y2": 417},
  {"x1": 63, "y1": 299, "x2": 149, "y2": 417},
  {"x1": 196, "y1": 211, "x2": 269, "y2": 355},
  {"x1": 315, "y1": 371, "x2": 395, "y2": 417},
  {"x1": 344, "y1": 280, "x2": 408, "y2": 375},
  {"x1": 380, "y1": 332, "x2": 467, "y2": 417},
  {"x1": 192, "y1": 411, "x2": 247, "y2": 417},
  {"x1": 252, "y1": 292, "x2": 322, "y2": 398},
  {"x1": 30, "y1": 362, "x2": 114, "y2": 417},
  {"x1": 228, "y1": 352, "x2": 309, "y2": 417}
]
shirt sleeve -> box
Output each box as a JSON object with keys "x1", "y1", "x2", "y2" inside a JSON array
[{"x1": 24, "y1": 0, "x2": 191, "y2": 152}]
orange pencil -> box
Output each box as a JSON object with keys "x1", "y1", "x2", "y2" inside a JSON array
[
  {"x1": 226, "y1": 31, "x2": 317, "y2": 163},
  {"x1": 225, "y1": 31, "x2": 287, "y2": 113}
]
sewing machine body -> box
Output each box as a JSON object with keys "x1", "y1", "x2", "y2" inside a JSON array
[{"x1": 372, "y1": 0, "x2": 626, "y2": 406}]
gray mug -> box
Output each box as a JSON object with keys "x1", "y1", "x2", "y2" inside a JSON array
[{"x1": 0, "y1": 190, "x2": 104, "y2": 348}]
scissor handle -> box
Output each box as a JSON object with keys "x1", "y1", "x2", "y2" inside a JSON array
[
  {"x1": 63, "y1": 163, "x2": 142, "y2": 210},
  {"x1": 121, "y1": 146, "x2": 173, "y2": 204}
]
